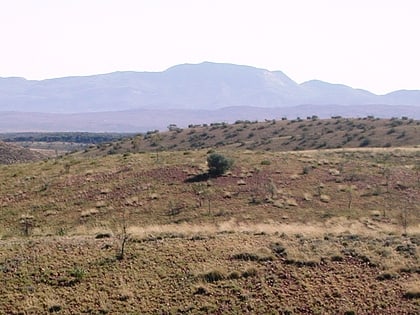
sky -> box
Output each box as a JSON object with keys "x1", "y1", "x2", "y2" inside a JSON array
[{"x1": 0, "y1": 0, "x2": 419, "y2": 95}]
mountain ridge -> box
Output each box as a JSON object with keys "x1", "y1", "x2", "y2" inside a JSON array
[{"x1": 1, "y1": 62, "x2": 419, "y2": 114}]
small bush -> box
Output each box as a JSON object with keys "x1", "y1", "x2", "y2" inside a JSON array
[
  {"x1": 194, "y1": 286, "x2": 208, "y2": 295},
  {"x1": 403, "y1": 290, "x2": 420, "y2": 299},
  {"x1": 330, "y1": 255, "x2": 344, "y2": 262},
  {"x1": 48, "y1": 305, "x2": 62, "y2": 313},
  {"x1": 201, "y1": 270, "x2": 225, "y2": 283},
  {"x1": 260, "y1": 160, "x2": 271, "y2": 165},
  {"x1": 242, "y1": 268, "x2": 258, "y2": 278},
  {"x1": 95, "y1": 232, "x2": 112, "y2": 239},
  {"x1": 207, "y1": 153, "x2": 233, "y2": 176},
  {"x1": 376, "y1": 272, "x2": 397, "y2": 281},
  {"x1": 232, "y1": 252, "x2": 260, "y2": 261},
  {"x1": 270, "y1": 242, "x2": 287, "y2": 257},
  {"x1": 302, "y1": 165, "x2": 312, "y2": 175},
  {"x1": 227, "y1": 271, "x2": 241, "y2": 280},
  {"x1": 359, "y1": 138, "x2": 371, "y2": 147},
  {"x1": 69, "y1": 267, "x2": 85, "y2": 282}
]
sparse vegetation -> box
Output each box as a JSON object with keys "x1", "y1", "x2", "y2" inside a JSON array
[
  {"x1": 34, "y1": 117, "x2": 418, "y2": 156},
  {"x1": 0, "y1": 118, "x2": 419, "y2": 314}
]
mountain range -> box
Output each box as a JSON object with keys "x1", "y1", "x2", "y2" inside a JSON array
[{"x1": 1, "y1": 62, "x2": 419, "y2": 132}]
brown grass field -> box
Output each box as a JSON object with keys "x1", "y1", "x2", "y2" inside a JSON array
[{"x1": 0, "y1": 118, "x2": 419, "y2": 314}]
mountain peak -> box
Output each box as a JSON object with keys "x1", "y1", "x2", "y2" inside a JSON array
[{"x1": 0, "y1": 62, "x2": 419, "y2": 114}]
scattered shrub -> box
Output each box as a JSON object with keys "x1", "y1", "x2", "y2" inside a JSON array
[
  {"x1": 359, "y1": 138, "x2": 371, "y2": 147},
  {"x1": 302, "y1": 165, "x2": 312, "y2": 175},
  {"x1": 231, "y1": 252, "x2": 272, "y2": 262},
  {"x1": 330, "y1": 255, "x2": 344, "y2": 262},
  {"x1": 227, "y1": 271, "x2": 241, "y2": 280},
  {"x1": 201, "y1": 270, "x2": 225, "y2": 283},
  {"x1": 48, "y1": 305, "x2": 62, "y2": 313},
  {"x1": 207, "y1": 153, "x2": 233, "y2": 176},
  {"x1": 376, "y1": 272, "x2": 397, "y2": 281},
  {"x1": 232, "y1": 252, "x2": 260, "y2": 261},
  {"x1": 95, "y1": 232, "x2": 112, "y2": 239},
  {"x1": 194, "y1": 286, "x2": 208, "y2": 295},
  {"x1": 241, "y1": 268, "x2": 258, "y2": 278},
  {"x1": 270, "y1": 242, "x2": 287, "y2": 257},
  {"x1": 69, "y1": 267, "x2": 86, "y2": 282}
]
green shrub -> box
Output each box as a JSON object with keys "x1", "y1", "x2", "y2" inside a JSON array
[
  {"x1": 207, "y1": 153, "x2": 233, "y2": 176},
  {"x1": 69, "y1": 267, "x2": 85, "y2": 282}
]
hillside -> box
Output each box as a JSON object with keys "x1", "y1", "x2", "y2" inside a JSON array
[
  {"x1": 0, "y1": 118, "x2": 419, "y2": 314},
  {"x1": 0, "y1": 146, "x2": 419, "y2": 313},
  {"x1": 81, "y1": 117, "x2": 420, "y2": 157},
  {"x1": 0, "y1": 141, "x2": 44, "y2": 164}
]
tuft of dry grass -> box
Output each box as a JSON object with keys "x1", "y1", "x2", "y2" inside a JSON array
[{"x1": 403, "y1": 280, "x2": 420, "y2": 299}]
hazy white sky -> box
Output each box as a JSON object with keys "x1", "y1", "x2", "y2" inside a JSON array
[{"x1": 1, "y1": 0, "x2": 419, "y2": 94}]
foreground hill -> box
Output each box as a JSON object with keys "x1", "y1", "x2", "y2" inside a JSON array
[
  {"x1": 80, "y1": 117, "x2": 420, "y2": 157},
  {"x1": 0, "y1": 141, "x2": 44, "y2": 164},
  {"x1": 0, "y1": 147, "x2": 419, "y2": 313},
  {"x1": 0, "y1": 116, "x2": 419, "y2": 313}
]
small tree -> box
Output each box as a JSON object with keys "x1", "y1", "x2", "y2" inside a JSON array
[
  {"x1": 347, "y1": 185, "x2": 353, "y2": 209},
  {"x1": 201, "y1": 186, "x2": 214, "y2": 214},
  {"x1": 400, "y1": 207, "x2": 409, "y2": 236},
  {"x1": 116, "y1": 209, "x2": 129, "y2": 260},
  {"x1": 20, "y1": 214, "x2": 34, "y2": 236},
  {"x1": 167, "y1": 200, "x2": 185, "y2": 216},
  {"x1": 150, "y1": 133, "x2": 163, "y2": 163},
  {"x1": 207, "y1": 153, "x2": 233, "y2": 176}
]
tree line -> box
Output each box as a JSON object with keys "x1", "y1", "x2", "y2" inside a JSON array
[{"x1": 0, "y1": 132, "x2": 136, "y2": 144}]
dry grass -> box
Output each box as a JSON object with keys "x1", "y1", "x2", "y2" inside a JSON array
[
  {"x1": 122, "y1": 219, "x2": 420, "y2": 241},
  {"x1": 0, "y1": 144, "x2": 419, "y2": 313},
  {"x1": 0, "y1": 229, "x2": 418, "y2": 314},
  {"x1": 403, "y1": 280, "x2": 420, "y2": 299}
]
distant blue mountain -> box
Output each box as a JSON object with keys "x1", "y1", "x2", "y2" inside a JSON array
[{"x1": 1, "y1": 62, "x2": 419, "y2": 113}]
